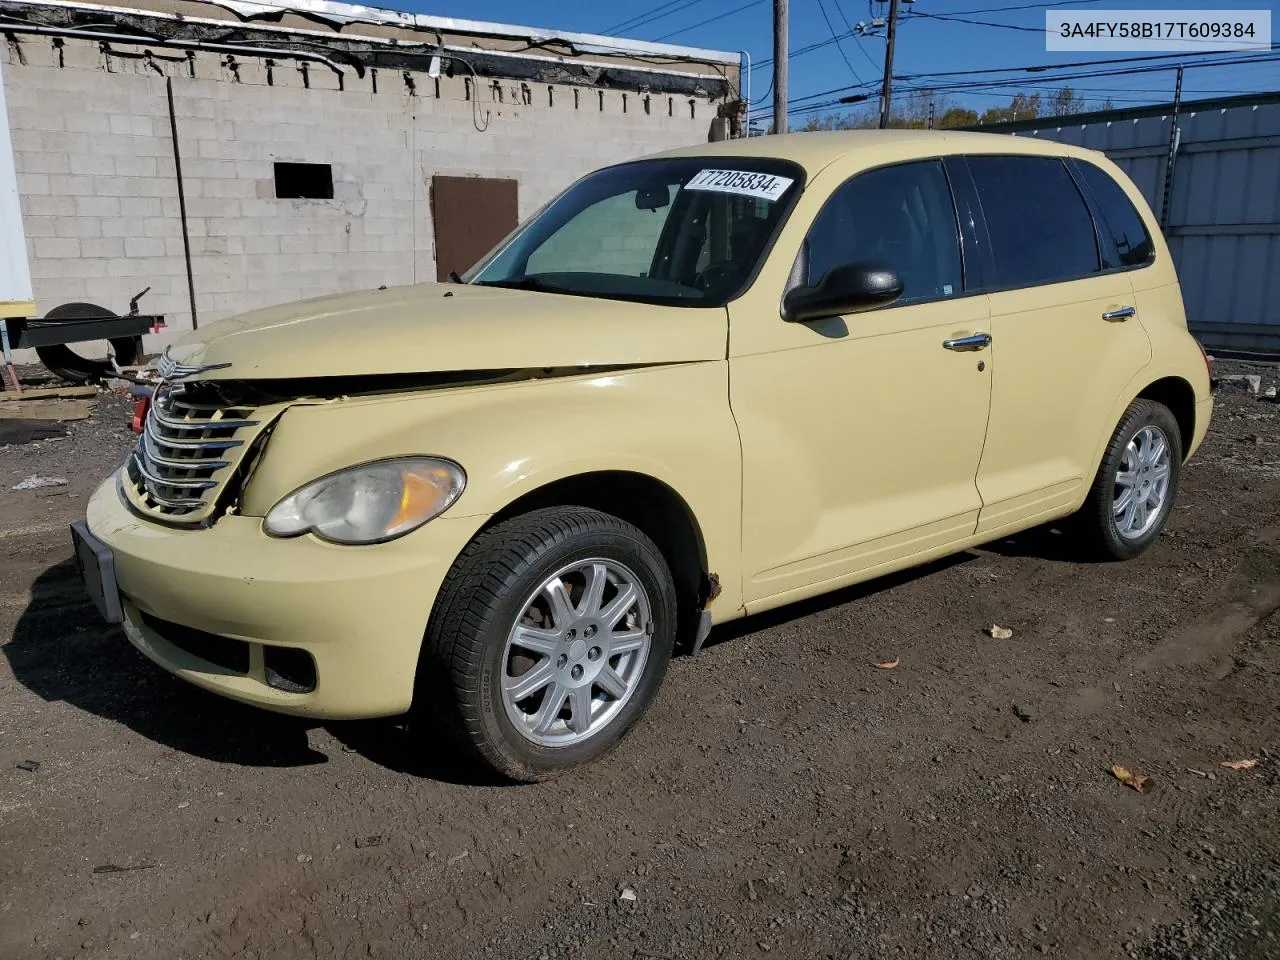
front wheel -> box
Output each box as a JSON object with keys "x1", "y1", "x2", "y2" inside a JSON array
[
  {"x1": 1076, "y1": 399, "x2": 1183, "y2": 560},
  {"x1": 422, "y1": 507, "x2": 676, "y2": 781}
]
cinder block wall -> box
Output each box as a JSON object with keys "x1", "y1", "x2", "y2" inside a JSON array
[{"x1": 2, "y1": 37, "x2": 718, "y2": 352}]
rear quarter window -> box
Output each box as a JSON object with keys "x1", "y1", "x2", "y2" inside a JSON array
[
  {"x1": 968, "y1": 156, "x2": 1100, "y2": 289},
  {"x1": 1074, "y1": 161, "x2": 1156, "y2": 268}
]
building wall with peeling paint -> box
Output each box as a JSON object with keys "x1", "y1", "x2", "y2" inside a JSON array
[{"x1": 1, "y1": 32, "x2": 726, "y2": 351}]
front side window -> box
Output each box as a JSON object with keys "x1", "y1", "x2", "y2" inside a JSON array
[
  {"x1": 465, "y1": 157, "x2": 803, "y2": 307},
  {"x1": 968, "y1": 156, "x2": 1100, "y2": 289},
  {"x1": 802, "y1": 160, "x2": 962, "y2": 304},
  {"x1": 1074, "y1": 161, "x2": 1156, "y2": 268}
]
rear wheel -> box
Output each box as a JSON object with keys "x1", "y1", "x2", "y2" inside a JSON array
[
  {"x1": 1076, "y1": 399, "x2": 1182, "y2": 560},
  {"x1": 422, "y1": 507, "x2": 676, "y2": 781}
]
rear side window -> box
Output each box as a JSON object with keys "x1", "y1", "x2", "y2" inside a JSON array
[
  {"x1": 803, "y1": 160, "x2": 961, "y2": 304},
  {"x1": 968, "y1": 156, "x2": 1099, "y2": 289},
  {"x1": 1074, "y1": 161, "x2": 1156, "y2": 268}
]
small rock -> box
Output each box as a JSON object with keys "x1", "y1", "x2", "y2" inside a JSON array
[
  {"x1": 986, "y1": 624, "x2": 1014, "y2": 640},
  {"x1": 177, "y1": 801, "x2": 190, "y2": 809},
  {"x1": 447, "y1": 849, "x2": 469, "y2": 865},
  {"x1": 1012, "y1": 703, "x2": 1033, "y2": 723},
  {"x1": 213, "y1": 815, "x2": 225, "y2": 824},
  {"x1": 757, "y1": 942, "x2": 771, "y2": 952},
  {"x1": 12, "y1": 475, "x2": 68, "y2": 491},
  {"x1": 356, "y1": 834, "x2": 386, "y2": 849},
  {"x1": 15, "y1": 760, "x2": 39, "y2": 773},
  {"x1": 618, "y1": 886, "x2": 637, "y2": 902},
  {"x1": 296, "y1": 853, "x2": 312, "y2": 863},
  {"x1": 1215, "y1": 374, "x2": 1261, "y2": 394},
  {"x1": 967, "y1": 883, "x2": 985, "y2": 898}
]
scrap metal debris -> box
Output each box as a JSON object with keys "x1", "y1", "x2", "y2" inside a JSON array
[
  {"x1": 93, "y1": 862, "x2": 157, "y2": 874},
  {"x1": 12, "y1": 475, "x2": 68, "y2": 491},
  {"x1": 15, "y1": 759, "x2": 39, "y2": 772},
  {"x1": 872, "y1": 659, "x2": 900, "y2": 669}
]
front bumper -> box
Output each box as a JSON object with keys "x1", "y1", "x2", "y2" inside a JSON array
[{"x1": 85, "y1": 474, "x2": 487, "y2": 719}]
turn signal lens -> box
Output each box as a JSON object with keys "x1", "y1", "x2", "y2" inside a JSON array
[{"x1": 264, "y1": 457, "x2": 465, "y2": 544}]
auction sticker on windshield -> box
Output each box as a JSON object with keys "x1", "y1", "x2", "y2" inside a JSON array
[{"x1": 684, "y1": 169, "x2": 795, "y2": 202}]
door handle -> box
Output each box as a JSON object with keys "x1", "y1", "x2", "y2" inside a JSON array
[
  {"x1": 1102, "y1": 306, "x2": 1136, "y2": 322},
  {"x1": 942, "y1": 333, "x2": 992, "y2": 352}
]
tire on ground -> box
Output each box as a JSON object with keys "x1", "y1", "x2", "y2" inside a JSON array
[
  {"x1": 1075, "y1": 398, "x2": 1184, "y2": 561},
  {"x1": 421, "y1": 506, "x2": 678, "y2": 782}
]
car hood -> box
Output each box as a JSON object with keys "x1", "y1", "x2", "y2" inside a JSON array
[{"x1": 164, "y1": 283, "x2": 727, "y2": 381}]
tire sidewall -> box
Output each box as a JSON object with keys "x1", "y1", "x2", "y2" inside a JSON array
[
  {"x1": 473, "y1": 526, "x2": 676, "y2": 778},
  {"x1": 1099, "y1": 404, "x2": 1183, "y2": 559}
]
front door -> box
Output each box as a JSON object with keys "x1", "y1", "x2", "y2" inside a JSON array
[
  {"x1": 961, "y1": 155, "x2": 1152, "y2": 534},
  {"x1": 730, "y1": 159, "x2": 993, "y2": 607}
]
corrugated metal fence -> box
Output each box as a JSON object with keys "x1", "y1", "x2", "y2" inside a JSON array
[{"x1": 983, "y1": 93, "x2": 1280, "y2": 353}]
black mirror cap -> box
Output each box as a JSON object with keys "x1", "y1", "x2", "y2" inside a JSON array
[{"x1": 781, "y1": 260, "x2": 904, "y2": 322}]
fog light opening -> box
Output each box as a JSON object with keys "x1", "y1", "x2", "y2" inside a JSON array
[{"x1": 263, "y1": 646, "x2": 317, "y2": 694}]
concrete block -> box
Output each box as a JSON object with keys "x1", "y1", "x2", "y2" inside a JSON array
[
  {"x1": 120, "y1": 197, "x2": 164, "y2": 218},
  {"x1": 81, "y1": 237, "x2": 127, "y2": 259},
  {"x1": 34, "y1": 237, "x2": 81, "y2": 259},
  {"x1": 75, "y1": 196, "x2": 122, "y2": 218},
  {"x1": 125, "y1": 237, "x2": 166, "y2": 258},
  {"x1": 54, "y1": 217, "x2": 102, "y2": 238}
]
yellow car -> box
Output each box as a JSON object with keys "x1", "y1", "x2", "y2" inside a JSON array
[{"x1": 73, "y1": 130, "x2": 1212, "y2": 781}]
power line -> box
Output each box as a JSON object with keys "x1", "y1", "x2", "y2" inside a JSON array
[
  {"x1": 601, "y1": 0, "x2": 701, "y2": 34},
  {"x1": 897, "y1": 47, "x2": 1280, "y2": 82},
  {"x1": 834, "y1": 0, "x2": 883, "y2": 73},
  {"x1": 816, "y1": 0, "x2": 863, "y2": 81},
  {"x1": 929, "y1": 0, "x2": 1105, "y2": 15},
  {"x1": 653, "y1": 0, "x2": 768, "y2": 40},
  {"x1": 753, "y1": 49, "x2": 1280, "y2": 122}
]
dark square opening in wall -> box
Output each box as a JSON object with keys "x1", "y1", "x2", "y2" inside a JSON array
[{"x1": 274, "y1": 162, "x2": 333, "y2": 199}]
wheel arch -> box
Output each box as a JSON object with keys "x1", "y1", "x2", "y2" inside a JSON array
[
  {"x1": 479, "y1": 470, "x2": 714, "y2": 649},
  {"x1": 1135, "y1": 376, "x2": 1196, "y2": 460}
]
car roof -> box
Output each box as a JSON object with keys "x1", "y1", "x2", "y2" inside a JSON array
[{"x1": 648, "y1": 129, "x2": 1103, "y2": 177}]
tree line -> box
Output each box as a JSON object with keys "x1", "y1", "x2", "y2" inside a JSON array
[{"x1": 797, "y1": 87, "x2": 1115, "y2": 131}]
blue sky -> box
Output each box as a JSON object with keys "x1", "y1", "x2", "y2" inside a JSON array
[{"x1": 392, "y1": 0, "x2": 1279, "y2": 123}]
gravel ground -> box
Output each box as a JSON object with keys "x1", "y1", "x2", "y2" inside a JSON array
[{"x1": 1, "y1": 359, "x2": 1278, "y2": 960}]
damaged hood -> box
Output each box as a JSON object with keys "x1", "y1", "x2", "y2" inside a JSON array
[{"x1": 165, "y1": 283, "x2": 728, "y2": 381}]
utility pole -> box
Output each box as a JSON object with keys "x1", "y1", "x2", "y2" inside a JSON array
[
  {"x1": 878, "y1": 0, "x2": 900, "y2": 129},
  {"x1": 772, "y1": 0, "x2": 788, "y2": 133}
]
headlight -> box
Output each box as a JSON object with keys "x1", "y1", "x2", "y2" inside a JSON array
[{"x1": 264, "y1": 457, "x2": 465, "y2": 544}]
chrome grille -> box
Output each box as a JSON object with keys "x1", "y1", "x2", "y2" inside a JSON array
[{"x1": 123, "y1": 384, "x2": 266, "y2": 523}]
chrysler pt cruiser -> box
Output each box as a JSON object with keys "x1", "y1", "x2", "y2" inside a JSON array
[{"x1": 74, "y1": 131, "x2": 1212, "y2": 780}]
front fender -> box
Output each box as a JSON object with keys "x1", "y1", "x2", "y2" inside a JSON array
[{"x1": 239, "y1": 362, "x2": 744, "y2": 614}]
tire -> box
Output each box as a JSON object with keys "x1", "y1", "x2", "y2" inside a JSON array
[
  {"x1": 1076, "y1": 399, "x2": 1183, "y2": 561},
  {"x1": 33, "y1": 302, "x2": 139, "y2": 384},
  {"x1": 422, "y1": 506, "x2": 677, "y2": 782}
]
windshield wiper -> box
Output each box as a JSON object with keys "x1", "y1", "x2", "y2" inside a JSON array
[{"x1": 474, "y1": 276, "x2": 572, "y2": 294}]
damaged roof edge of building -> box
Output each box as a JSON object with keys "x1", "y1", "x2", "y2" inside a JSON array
[{"x1": 0, "y1": 0, "x2": 740, "y2": 98}]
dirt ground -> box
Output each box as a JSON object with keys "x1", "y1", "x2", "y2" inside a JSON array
[{"x1": 2, "y1": 360, "x2": 1279, "y2": 960}]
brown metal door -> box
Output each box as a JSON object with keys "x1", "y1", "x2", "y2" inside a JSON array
[{"x1": 430, "y1": 175, "x2": 519, "y2": 281}]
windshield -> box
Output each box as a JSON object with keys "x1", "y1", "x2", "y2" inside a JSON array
[{"x1": 464, "y1": 157, "x2": 804, "y2": 307}]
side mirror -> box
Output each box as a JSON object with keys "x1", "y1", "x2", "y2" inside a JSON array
[{"x1": 780, "y1": 261, "x2": 903, "y2": 322}]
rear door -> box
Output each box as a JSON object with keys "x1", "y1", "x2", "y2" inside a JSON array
[{"x1": 961, "y1": 155, "x2": 1151, "y2": 535}]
